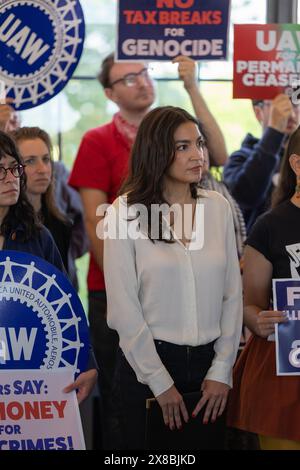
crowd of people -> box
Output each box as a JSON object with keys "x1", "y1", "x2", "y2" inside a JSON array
[{"x1": 1, "y1": 52, "x2": 300, "y2": 451}]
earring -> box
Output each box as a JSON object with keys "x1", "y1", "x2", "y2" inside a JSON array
[{"x1": 296, "y1": 176, "x2": 300, "y2": 198}]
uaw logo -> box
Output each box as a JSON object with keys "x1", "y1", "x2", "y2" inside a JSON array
[
  {"x1": 286, "y1": 243, "x2": 300, "y2": 278},
  {"x1": 0, "y1": 251, "x2": 89, "y2": 374},
  {"x1": 0, "y1": 0, "x2": 85, "y2": 110}
]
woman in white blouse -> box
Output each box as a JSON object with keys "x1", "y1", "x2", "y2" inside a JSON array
[{"x1": 103, "y1": 106, "x2": 242, "y2": 449}]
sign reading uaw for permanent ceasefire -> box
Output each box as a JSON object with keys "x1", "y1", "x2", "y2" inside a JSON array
[
  {"x1": 117, "y1": 0, "x2": 230, "y2": 61},
  {"x1": 234, "y1": 24, "x2": 300, "y2": 99}
]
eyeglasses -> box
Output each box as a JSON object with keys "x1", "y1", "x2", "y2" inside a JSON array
[
  {"x1": 0, "y1": 164, "x2": 25, "y2": 181},
  {"x1": 110, "y1": 68, "x2": 152, "y2": 88}
]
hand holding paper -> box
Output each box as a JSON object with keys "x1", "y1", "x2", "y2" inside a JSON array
[
  {"x1": 268, "y1": 94, "x2": 295, "y2": 133},
  {"x1": 255, "y1": 309, "x2": 288, "y2": 338},
  {"x1": 173, "y1": 55, "x2": 198, "y2": 92},
  {"x1": 63, "y1": 368, "x2": 98, "y2": 404}
]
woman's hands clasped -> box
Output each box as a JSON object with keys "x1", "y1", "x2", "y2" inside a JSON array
[{"x1": 156, "y1": 379, "x2": 230, "y2": 429}]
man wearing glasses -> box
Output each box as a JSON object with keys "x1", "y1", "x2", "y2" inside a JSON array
[
  {"x1": 69, "y1": 52, "x2": 226, "y2": 449},
  {"x1": 223, "y1": 93, "x2": 300, "y2": 232}
]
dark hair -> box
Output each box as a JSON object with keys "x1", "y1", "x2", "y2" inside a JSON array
[
  {"x1": 0, "y1": 130, "x2": 40, "y2": 241},
  {"x1": 120, "y1": 106, "x2": 204, "y2": 242},
  {"x1": 252, "y1": 99, "x2": 264, "y2": 107},
  {"x1": 97, "y1": 52, "x2": 115, "y2": 88},
  {"x1": 10, "y1": 126, "x2": 67, "y2": 223},
  {"x1": 272, "y1": 126, "x2": 300, "y2": 207}
]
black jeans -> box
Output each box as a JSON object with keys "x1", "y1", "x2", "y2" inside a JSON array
[
  {"x1": 88, "y1": 291, "x2": 121, "y2": 449},
  {"x1": 113, "y1": 339, "x2": 226, "y2": 450}
]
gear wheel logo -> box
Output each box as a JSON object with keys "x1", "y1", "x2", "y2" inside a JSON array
[
  {"x1": 0, "y1": 251, "x2": 89, "y2": 374},
  {"x1": 0, "y1": 0, "x2": 85, "y2": 110}
]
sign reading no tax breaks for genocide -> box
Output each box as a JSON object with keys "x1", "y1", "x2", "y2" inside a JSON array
[
  {"x1": 0, "y1": 251, "x2": 89, "y2": 375},
  {"x1": 117, "y1": 0, "x2": 230, "y2": 61},
  {"x1": 273, "y1": 279, "x2": 300, "y2": 376},
  {"x1": 234, "y1": 24, "x2": 300, "y2": 100},
  {"x1": 0, "y1": 0, "x2": 85, "y2": 110}
]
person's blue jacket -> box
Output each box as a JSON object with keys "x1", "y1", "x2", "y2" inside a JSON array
[
  {"x1": 3, "y1": 223, "x2": 97, "y2": 371},
  {"x1": 223, "y1": 127, "x2": 286, "y2": 232},
  {"x1": 3, "y1": 224, "x2": 65, "y2": 271}
]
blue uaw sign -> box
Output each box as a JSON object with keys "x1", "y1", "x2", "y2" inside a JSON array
[
  {"x1": 273, "y1": 279, "x2": 300, "y2": 375},
  {"x1": 0, "y1": 0, "x2": 85, "y2": 110},
  {"x1": 117, "y1": 0, "x2": 230, "y2": 61},
  {"x1": 0, "y1": 251, "x2": 89, "y2": 374}
]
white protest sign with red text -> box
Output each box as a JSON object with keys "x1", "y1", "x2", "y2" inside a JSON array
[{"x1": 0, "y1": 369, "x2": 85, "y2": 450}]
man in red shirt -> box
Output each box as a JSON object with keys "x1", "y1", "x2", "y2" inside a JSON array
[{"x1": 69, "y1": 53, "x2": 227, "y2": 449}]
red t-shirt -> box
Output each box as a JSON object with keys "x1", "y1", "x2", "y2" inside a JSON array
[{"x1": 69, "y1": 118, "x2": 130, "y2": 291}]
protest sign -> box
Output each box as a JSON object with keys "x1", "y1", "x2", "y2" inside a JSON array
[
  {"x1": 234, "y1": 24, "x2": 300, "y2": 100},
  {"x1": 0, "y1": 251, "x2": 89, "y2": 375},
  {"x1": 117, "y1": 0, "x2": 230, "y2": 61},
  {"x1": 0, "y1": 0, "x2": 85, "y2": 110},
  {"x1": 0, "y1": 369, "x2": 85, "y2": 450},
  {"x1": 273, "y1": 279, "x2": 300, "y2": 375}
]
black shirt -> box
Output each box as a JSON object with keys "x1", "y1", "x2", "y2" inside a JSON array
[
  {"x1": 41, "y1": 206, "x2": 72, "y2": 275},
  {"x1": 246, "y1": 200, "x2": 300, "y2": 278}
]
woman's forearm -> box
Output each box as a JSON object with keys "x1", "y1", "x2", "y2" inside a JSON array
[{"x1": 244, "y1": 305, "x2": 261, "y2": 335}]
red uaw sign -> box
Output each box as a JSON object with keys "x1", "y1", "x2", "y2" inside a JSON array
[{"x1": 233, "y1": 24, "x2": 300, "y2": 100}]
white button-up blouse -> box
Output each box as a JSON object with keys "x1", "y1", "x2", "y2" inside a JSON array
[{"x1": 104, "y1": 189, "x2": 243, "y2": 397}]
